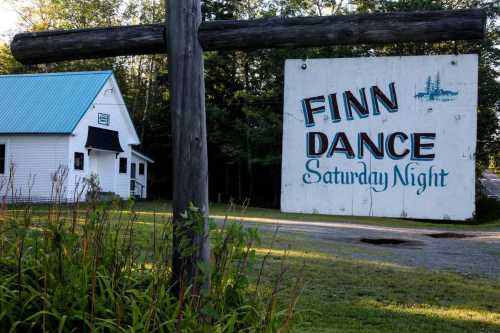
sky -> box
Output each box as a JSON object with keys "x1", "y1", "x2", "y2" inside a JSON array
[{"x1": 0, "y1": 1, "x2": 21, "y2": 42}]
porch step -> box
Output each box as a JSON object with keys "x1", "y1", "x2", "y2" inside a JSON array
[{"x1": 130, "y1": 192, "x2": 141, "y2": 199}]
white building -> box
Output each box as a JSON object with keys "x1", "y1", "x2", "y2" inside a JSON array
[{"x1": 0, "y1": 71, "x2": 153, "y2": 202}]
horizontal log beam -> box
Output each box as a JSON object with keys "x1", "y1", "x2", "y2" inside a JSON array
[
  {"x1": 199, "y1": 9, "x2": 486, "y2": 51},
  {"x1": 11, "y1": 24, "x2": 166, "y2": 64},
  {"x1": 11, "y1": 9, "x2": 485, "y2": 64}
]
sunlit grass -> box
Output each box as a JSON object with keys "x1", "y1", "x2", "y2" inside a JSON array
[
  {"x1": 254, "y1": 247, "x2": 330, "y2": 260},
  {"x1": 21, "y1": 200, "x2": 500, "y2": 230},
  {"x1": 254, "y1": 230, "x2": 500, "y2": 333},
  {"x1": 3, "y1": 202, "x2": 500, "y2": 332},
  {"x1": 376, "y1": 301, "x2": 500, "y2": 326}
]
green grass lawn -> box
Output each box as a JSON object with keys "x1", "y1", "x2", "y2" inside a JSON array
[
  {"x1": 26, "y1": 198, "x2": 500, "y2": 230},
  {"x1": 124, "y1": 208, "x2": 500, "y2": 333},
  {"x1": 127, "y1": 200, "x2": 500, "y2": 231},
  {"x1": 6, "y1": 202, "x2": 500, "y2": 332},
  {"x1": 254, "y1": 231, "x2": 500, "y2": 333},
  {"x1": 104, "y1": 204, "x2": 500, "y2": 332}
]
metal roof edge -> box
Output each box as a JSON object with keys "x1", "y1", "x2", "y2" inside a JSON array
[
  {"x1": 0, "y1": 132, "x2": 71, "y2": 135},
  {"x1": 0, "y1": 70, "x2": 113, "y2": 79},
  {"x1": 68, "y1": 71, "x2": 114, "y2": 134},
  {"x1": 132, "y1": 149, "x2": 155, "y2": 163}
]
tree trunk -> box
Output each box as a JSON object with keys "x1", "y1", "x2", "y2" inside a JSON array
[
  {"x1": 167, "y1": 0, "x2": 209, "y2": 297},
  {"x1": 141, "y1": 57, "x2": 155, "y2": 145},
  {"x1": 244, "y1": 59, "x2": 253, "y2": 202},
  {"x1": 131, "y1": 56, "x2": 145, "y2": 118},
  {"x1": 239, "y1": 161, "x2": 244, "y2": 202}
]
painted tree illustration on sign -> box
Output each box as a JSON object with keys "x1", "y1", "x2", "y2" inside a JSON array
[{"x1": 415, "y1": 72, "x2": 459, "y2": 102}]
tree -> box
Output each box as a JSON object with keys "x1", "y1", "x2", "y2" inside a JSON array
[
  {"x1": 0, "y1": 43, "x2": 23, "y2": 74},
  {"x1": 2, "y1": 0, "x2": 498, "y2": 208}
]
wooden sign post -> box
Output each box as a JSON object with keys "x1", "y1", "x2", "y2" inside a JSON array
[
  {"x1": 10, "y1": 3, "x2": 486, "y2": 294},
  {"x1": 167, "y1": 0, "x2": 209, "y2": 294}
]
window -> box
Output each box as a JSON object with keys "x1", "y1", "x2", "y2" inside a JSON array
[
  {"x1": 0, "y1": 144, "x2": 4, "y2": 174},
  {"x1": 119, "y1": 158, "x2": 127, "y2": 173},
  {"x1": 131, "y1": 163, "x2": 136, "y2": 179},
  {"x1": 139, "y1": 163, "x2": 145, "y2": 175},
  {"x1": 74, "y1": 152, "x2": 84, "y2": 170},
  {"x1": 98, "y1": 113, "x2": 110, "y2": 126}
]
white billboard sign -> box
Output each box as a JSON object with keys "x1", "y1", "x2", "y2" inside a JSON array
[{"x1": 281, "y1": 55, "x2": 478, "y2": 220}]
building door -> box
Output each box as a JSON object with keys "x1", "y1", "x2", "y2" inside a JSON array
[
  {"x1": 130, "y1": 163, "x2": 137, "y2": 196},
  {"x1": 131, "y1": 163, "x2": 136, "y2": 179},
  {"x1": 89, "y1": 150, "x2": 115, "y2": 193}
]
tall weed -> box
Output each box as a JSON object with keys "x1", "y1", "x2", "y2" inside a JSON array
[{"x1": 0, "y1": 170, "x2": 303, "y2": 332}]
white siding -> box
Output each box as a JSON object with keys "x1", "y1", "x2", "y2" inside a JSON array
[
  {"x1": 0, "y1": 135, "x2": 69, "y2": 201},
  {"x1": 68, "y1": 76, "x2": 140, "y2": 200},
  {"x1": 0, "y1": 75, "x2": 143, "y2": 203}
]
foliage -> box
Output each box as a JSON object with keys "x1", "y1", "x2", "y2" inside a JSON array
[
  {"x1": 0, "y1": 44, "x2": 23, "y2": 74},
  {"x1": 1, "y1": 0, "x2": 499, "y2": 208},
  {"x1": 203, "y1": 0, "x2": 500, "y2": 207},
  {"x1": 0, "y1": 183, "x2": 302, "y2": 332}
]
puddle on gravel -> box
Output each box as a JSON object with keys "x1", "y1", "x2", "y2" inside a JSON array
[
  {"x1": 425, "y1": 232, "x2": 476, "y2": 239},
  {"x1": 359, "y1": 238, "x2": 424, "y2": 248}
]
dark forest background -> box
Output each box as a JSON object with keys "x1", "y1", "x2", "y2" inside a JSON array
[{"x1": 0, "y1": 0, "x2": 498, "y2": 208}]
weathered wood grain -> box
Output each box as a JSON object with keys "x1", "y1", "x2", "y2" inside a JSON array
[
  {"x1": 199, "y1": 9, "x2": 486, "y2": 50},
  {"x1": 11, "y1": 24, "x2": 165, "y2": 64},
  {"x1": 168, "y1": 0, "x2": 210, "y2": 296},
  {"x1": 11, "y1": 9, "x2": 486, "y2": 64}
]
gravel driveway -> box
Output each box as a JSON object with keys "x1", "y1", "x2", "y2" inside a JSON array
[
  {"x1": 230, "y1": 218, "x2": 500, "y2": 278},
  {"x1": 481, "y1": 170, "x2": 500, "y2": 200}
]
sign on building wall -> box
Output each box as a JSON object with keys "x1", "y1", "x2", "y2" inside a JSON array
[
  {"x1": 281, "y1": 55, "x2": 478, "y2": 220},
  {"x1": 98, "y1": 113, "x2": 110, "y2": 126}
]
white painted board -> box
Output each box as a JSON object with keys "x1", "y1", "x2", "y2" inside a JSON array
[{"x1": 281, "y1": 55, "x2": 478, "y2": 220}]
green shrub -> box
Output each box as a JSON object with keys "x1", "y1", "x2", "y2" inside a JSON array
[{"x1": 0, "y1": 197, "x2": 302, "y2": 332}]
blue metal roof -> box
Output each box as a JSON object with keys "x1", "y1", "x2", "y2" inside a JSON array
[{"x1": 0, "y1": 71, "x2": 112, "y2": 134}]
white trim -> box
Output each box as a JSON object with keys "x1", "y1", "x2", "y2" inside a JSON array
[
  {"x1": 69, "y1": 73, "x2": 141, "y2": 145},
  {"x1": 132, "y1": 149, "x2": 154, "y2": 163},
  {"x1": 109, "y1": 74, "x2": 141, "y2": 145}
]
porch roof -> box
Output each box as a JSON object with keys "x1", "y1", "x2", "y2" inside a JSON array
[
  {"x1": 85, "y1": 126, "x2": 124, "y2": 153},
  {"x1": 132, "y1": 149, "x2": 154, "y2": 163}
]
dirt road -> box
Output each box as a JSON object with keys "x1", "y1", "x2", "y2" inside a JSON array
[{"x1": 230, "y1": 218, "x2": 500, "y2": 278}]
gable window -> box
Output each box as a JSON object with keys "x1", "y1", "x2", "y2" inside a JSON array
[
  {"x1": 139, "y1": 163, "x2": 145, "y2": 175},
  {"x1": 119, "y1": 158, "x2": 127, "y2": 174},
  {"x1": 74, "y1": 152, "x2": 84, "y2": 170},
  {"x1": 0, "y1": 144, "x2": 5, "y2": 174}
]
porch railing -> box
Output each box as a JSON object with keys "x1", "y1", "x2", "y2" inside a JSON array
[{"x1": 130, "y1": 179, "x2": 144, "y2": 198}]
